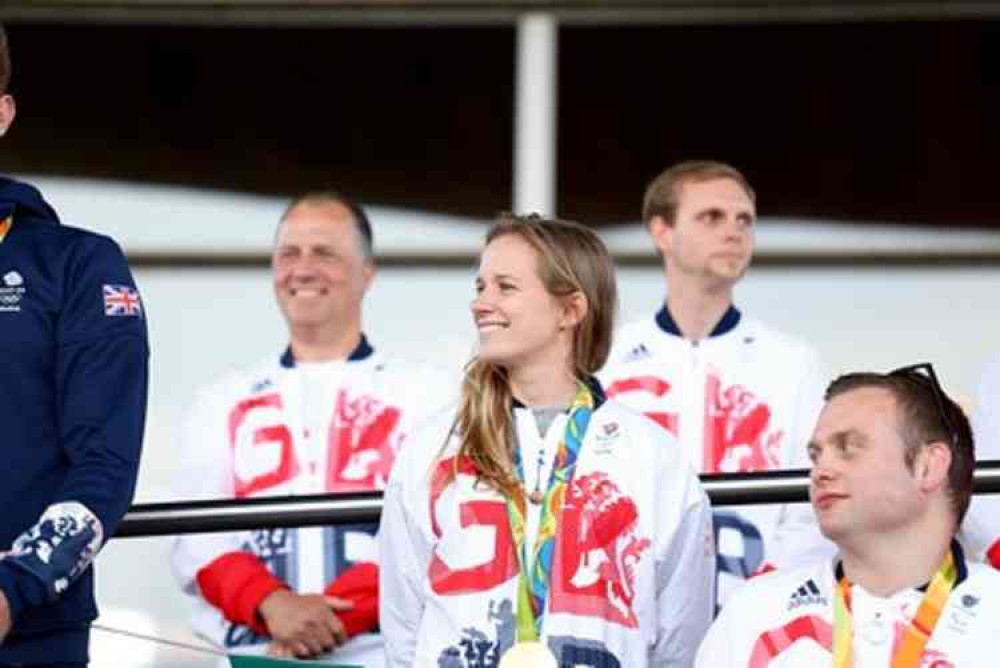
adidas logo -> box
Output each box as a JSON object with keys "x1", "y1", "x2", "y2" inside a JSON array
[
  {"x1": 624, "y1": 343, "x2": 651, "y2": 362},
  {"x1": 251, "y1": 378, "x2": 274, "y2": 394},
  {"x1": 788, "y1": 579, "x2": 827, "y2": 610}
]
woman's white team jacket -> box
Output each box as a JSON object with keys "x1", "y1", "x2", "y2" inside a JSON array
[
  {"x1": 696, "y1": 546, "x2": 1000, "y2": 667},
  {"x1": 379, "y1": 398, "x2": 715, "y2": 668}
]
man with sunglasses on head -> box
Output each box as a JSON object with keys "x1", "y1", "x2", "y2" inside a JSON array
[
  {"x1": 0, "y1": 24, "x2": 148, "y2": 667},
  {"x1": 696, "y1": 364, "x2": 1000, "y2": 666}
]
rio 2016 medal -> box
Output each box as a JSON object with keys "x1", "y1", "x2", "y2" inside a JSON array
[{"x1": 498, "y1": 641, "x2": 557, "y2": 668}]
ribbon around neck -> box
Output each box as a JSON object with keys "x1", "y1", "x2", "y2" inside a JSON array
[
  {"x1": 507, "y1": 382, "x2": 594, "y2": 641},
  {"x1": 833, "y1": 548, "x2": 957, "y2": 668}
]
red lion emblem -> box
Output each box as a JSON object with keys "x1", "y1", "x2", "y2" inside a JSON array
[
  {"x1": 704, "y1": 372, "x2": 783, "y2": 473},
  {"x1": 550, "y1": 472, "x2": 651, "y2": 628}
]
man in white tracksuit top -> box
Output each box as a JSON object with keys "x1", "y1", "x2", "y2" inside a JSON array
[
  {"x1": 599, "y1": 161, "x2": 832, "y2": 604},
  {"x1": 380, "y1": 392, "x2": 715, "y2": 668},
  {"x1": 696, "y1": 365, "x2": 1000, "y2": 667},
  {"x1": 171, "y1": 193, "x2": 450, "y2": 665}
]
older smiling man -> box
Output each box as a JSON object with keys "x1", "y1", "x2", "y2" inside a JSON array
[{"x1": 171, "y1": 192, "x2": 449, "y2": 665}]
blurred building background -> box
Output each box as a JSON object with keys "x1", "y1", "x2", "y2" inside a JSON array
[{"x1": 2, "y1": 1, "x2": 1000, "y2": 665}]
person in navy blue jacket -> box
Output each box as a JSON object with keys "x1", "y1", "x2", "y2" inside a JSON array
[{"x1": 0, "y1": 25, "x2": 149, "y2": 666}]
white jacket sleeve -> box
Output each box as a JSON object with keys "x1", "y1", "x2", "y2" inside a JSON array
[
  {"x1": 767, "y1": 349, "x2": 836, "y2": 570},
  {"x1": 787, "y1": 348, "x2": 826, "y2": 471},
  {"x1": 379, "y1": 445, "x2": 433, "y2": 667},
  {"x1": 961, "y1": 353, "x2": 1000, "y2": 564},
  {"x1": 652, "y1": 476, "x2": 715, "y2": 666},
  {"x1": 170, "y1": 387, "x2": 245, "y2": 593},
  {"x1": 694, "y1": 600, "x2": 736, "y2": 668}
]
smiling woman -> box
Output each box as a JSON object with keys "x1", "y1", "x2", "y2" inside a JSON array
[
  {"x1": 378, "y1": 213, "x2": 715, "y2": 668},
  {"x1": 460, "y1": 214, "x2": 617, "y2": 495}
]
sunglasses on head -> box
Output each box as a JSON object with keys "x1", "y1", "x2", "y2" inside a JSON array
[{"x1": 887, "y1": 362, "x2": 959, "y2": 448}]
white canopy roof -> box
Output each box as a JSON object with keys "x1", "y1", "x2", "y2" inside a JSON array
[{"x1": 22, "y1": 174, "x2": 1000, "y2": 258}]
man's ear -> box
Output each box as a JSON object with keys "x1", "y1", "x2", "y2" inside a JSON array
[
  {"x1": 560, "y1": 291, "x2": 588, "y2": 330},
  {"x1": 0, "y1": 94, "x2": 15, "y2": 136},
  {"x1": 916, "y1": 441, "x2": 952, "y2": 494},
  {"x1": 361, "y1": 261, "x2": 376, "y2": 294},
  {"x1": 648, "y1": 214, "x2": 673, "y2": 256}
]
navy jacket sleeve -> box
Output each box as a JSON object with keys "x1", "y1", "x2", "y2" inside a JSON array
[
  {"x1": 55, "y1": 235, "x2": 149, "y2": 532},
  {"x1": 0, "y1": 234, "x2": 149, "y2": 620}
]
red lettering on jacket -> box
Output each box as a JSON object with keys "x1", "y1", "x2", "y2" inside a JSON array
[
  {"x1": 327, "y1": 390, "x2": 402, "y2": 491},
  {"x1": 229, "y1": 393, "x2": 299, "y2": 497},
  {"x1": 749, "y1": 615, "x2": 832, "y2": 667},
  {"x1": 427, "y1": 457, "x2": 518, "y2": 595},
  {"x1": 605, "y1": 376, "x2": 678, "y2": 434}
]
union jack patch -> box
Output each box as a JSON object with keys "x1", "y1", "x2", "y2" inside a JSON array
[
  {"x1": 0, "y1": 216, "x2": 12, "y2": 243},
  {"x1": 103, "y1": 284, "x2": 142, "y2": 317}
]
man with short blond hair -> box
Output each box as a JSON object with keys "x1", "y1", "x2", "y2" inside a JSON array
[
  {"x1": 641, "y1": 160, "x2": 756, "y2": 228},
  {"x1": 600, "y1": 160, "x2": 831, "y2": 605},
  {"x1": 697, "y1": 364, "x2": 1000, "y2": 666}
]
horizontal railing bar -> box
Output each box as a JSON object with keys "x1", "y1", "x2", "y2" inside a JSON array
[{"x1": 115, "y1": 461, "x2": 1000, "y2": 538}]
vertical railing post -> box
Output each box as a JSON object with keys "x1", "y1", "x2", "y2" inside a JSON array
[{"x1": 513, "y1": 13, "x2": 558, "y2": 216}]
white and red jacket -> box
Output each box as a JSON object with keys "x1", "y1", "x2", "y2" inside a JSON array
[
  {"x1": 965, "y1": 351, "x2": 1000, "y2": 568},
  {"x1": 171, "y1": 338, "x2": 451, "y2": 664},
  {"x1": 598, "y1": 306, "x2": 833, "y2": 602},
  {"x1": 696, "y1": 543, "x2": 1000, "y2": 667},
  {"x1": 379, "y1": 389, "x2": 715, "y2": 668}
]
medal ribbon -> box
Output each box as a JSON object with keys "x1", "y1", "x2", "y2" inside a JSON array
[
  {"x1": 0, "y1": 215, "x2": 13, "y2": 243},
  {"x1": 507, "y1": 382, "x2": 594, "y2": 641},
  {"x1": 832, "y1": 548, "x2": 957, "y2": 668}
]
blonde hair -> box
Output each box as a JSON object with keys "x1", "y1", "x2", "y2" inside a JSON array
[
  {"x1": 642, "y1": 160, "x2": 755, "y2": 226},
  {"x1": 446, "y1": 213, "x2": 617, "y2": 495},
  {"x1": 0, "y1": 25, "x2": 10, "y2": 95}
]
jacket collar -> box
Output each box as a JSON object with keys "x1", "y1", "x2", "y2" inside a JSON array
[
  {"x1": 0, "y1": 176, "x2": 61, "y2": 226},
  {"x1": 655, "y1": 303, "x2": 741, "y2": 338},
  {"x1": 279, "y1": 334, "x2": 374, "y2": 368},
  {"x1": 512, "y1": 375, "x2": 607, "y2": 411},
  {"x1": 834, "y1": 539, "x2": 968, "y2": 592}
]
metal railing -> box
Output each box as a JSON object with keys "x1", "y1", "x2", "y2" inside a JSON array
[{"x1": 115, "y1": 460, "x2": 1000, "y2": 538}]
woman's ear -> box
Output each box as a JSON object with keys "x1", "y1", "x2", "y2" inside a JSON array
[
  {"x1": 560, "y1": 291, "x2": 588, "y2": 330},
  {"x1": 0, "y1": 94, "x2": 15, "y2": 136}
]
